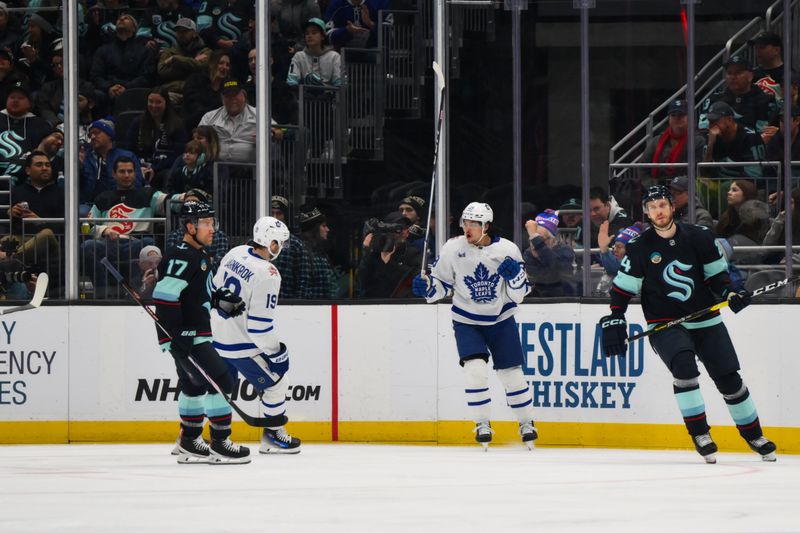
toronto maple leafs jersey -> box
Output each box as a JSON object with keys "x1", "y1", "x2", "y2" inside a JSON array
[
  {"x1": 426, "y1": 236, "x2": 530, "y2": 326},
  {"x1": 210, "y1": 245, "x2": 283, "y2": 360},
  {"x1": 611, "y1": 223, "x2": 732, "y2": 329}
]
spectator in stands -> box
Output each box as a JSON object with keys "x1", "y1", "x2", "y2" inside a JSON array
[
  {"x1": 357, "y1": 211, "x2": 422, "y2": 298},
  {"x1": 77, "y1": 82, "x2": 101, "y2": 143},
  {"x1": 6, "y1": 151, "x2": 63, "y2": 268},
  {"x1": 79, "y1": 118, "x2": 144, "y2": 206},
  {"x1": 668, "y1": 175, "x2": 714, "y2": 229},
  {"x1": 588, "y1": 186, "x2": 632, "y2": 248},
  {"x1": 82, "y1": 156, "x2": 184, "y2": 298},
  {"x1": 89, "y1": 13, "x2": 157, "y2": 101},
  {"x1": 167, "y1": 139, "x2": 213, "y2": 193},
  {"x1": 272, "y1": 0, "x2": 322, "y2": 47},
  {"x1": 699, "y1": 55, "x2": 777, "y2": 134},
  {"x1": 287, "y1": 18, "x2": 342, "y2": 88},
  {"x1": 325, "y1": 0, "x2": 380, "y2": 50},
  {"x1": 157, "y1": 17, "x2": 211, "y2": 95},
  {"x1": 765, "y1": 105, "x2": 800, "y2": 173},
  {"x1": 398, "y1": 195, "x2": 426, "y2": 251},
  {"x1": 557, "y1": 198, "x2": 583, "y2": 249},
  {"x1": 17, "y1": 12, "x2": 57, "y2": 90},
  {"x1": 127, "y1": 86, "x2": 188, "y2": 189},
  {"x1": 246, "y1": 48, "x2": 297, "y2": 124},
  {"x1": 191, "y1": 124, "x2": 221, "y2": 162},
  {"x1": 716, "y1": 179, "x2": 770, "y2": 256},
  {"x1": 199, "y1": 78, "x2": 256, "y2": 162},
  {"x1": 0, "y1": 3, "x2": 21, "y2": 52},
  {"x1": 298, "y1": 206, "x2": 340, "y2": 298},
  {"x1": 182, "y1": 49, "x2": 231, "y2": 128},
  {"x1": 639, "y1": 99, "x2": 705, "y2": 186},
  {"x1": 136, "y1": 244, "x2": 162, "y2": 300},
  {"x1": 197, "y1": 0, "x2": 252, "y2": 52},
  {"x1": 33, "y1": 48, "x2": 64, "y2": 126},
  {"x1": 594, "y1": 222, "x2": 642, "y2": 295},
  {"x1": 166, "y1": 189, "x2": 229, "y2": 268},
  {"x1": 140, "y1": 0, "x2": 197, "y2": 51},
  {"x1": 703, "y1": 101, "x2": 766, "y2": 179},
  {"x1": 749, "y1": 31, "x2": 786, "y2": 102},
  {"x1": 763, "y1": 187, "x2": 800, "y2": 260},
  {"x1": 270, "y1": 195, "x2": 312, "y2": 299},
  {"x1": 0, "y1": 46, "x2": 27, "y2": 108},
  {"x1": 85, "y1": 1, "x2": 130, "y2": 52},
  {"x1": 522, "y1": 209, "x2": 575, "y2": 297},
  {"x1": 0, "y1": 81, "x2": 51, "y2": 179}
]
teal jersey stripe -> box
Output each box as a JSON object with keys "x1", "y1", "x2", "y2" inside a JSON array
[
  {"x1": 613, "y1": 271, "x2": 643, "y2": 295},
  {"x1": 153, "y1": 276, "x2": 189, "y2": 301},
  {"x1": 703, "y1": 256, "x2": 728, "y2": 279}
]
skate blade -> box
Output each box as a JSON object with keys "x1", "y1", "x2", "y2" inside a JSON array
[
  {"x1": 208, "y1": 454, "x2": 251, "y2": 465},
  {"x1": 177, "y1": 453, "x2": 209, "y2": 464},
  {"x1": 702, "y1": 453, "x2": 717, "y2": 464},
  {"x1": 481, "y1": 442, "x2": 489, "y2": 452},
  {"x1": 259, "y1": 446, "x2": 301, "y2": 455},
  {"x1": 525, "y1": 442, "x2": 535, "y2": 451},
  {"x1": 760, "y1": 452, "x2": 777, "y2": 462}
]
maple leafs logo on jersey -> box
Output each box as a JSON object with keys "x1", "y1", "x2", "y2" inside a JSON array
[{"x1": 463, "y1": 262, "x2": 499, "y2": 303}]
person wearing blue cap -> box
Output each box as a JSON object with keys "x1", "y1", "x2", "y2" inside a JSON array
[
  {"x1": 522, "y1": 209, "x2": 576, "y2": 297},
  {"x1": 79, "y1": 117, "x2": 145, "y2": 206},
  {"x1": 639, "y1": 99, "x2": 705, "y2": 186}
]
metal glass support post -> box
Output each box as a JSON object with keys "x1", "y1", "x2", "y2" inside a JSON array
[
  {"x1": 783, "y1": 0, "x2": 793, "y2": 280},
  {"x1": 434, "y1": 0, "x2": 448, "y2": 257},
  {"x1": 510, "y1": 0, "x2": 527, "y2": 247},
  {"x1": 576, "y1": 0, "x2": 593, "y2": 296},
  {"x1": 63, "y1": 0, "x2": 80, "y2": 300},
  {"x1": 684, "y1": 0, "x2": 697, "y2": 223},
  {"x1": 255, "y1": 0, "x2": 271, "y2": 218}
]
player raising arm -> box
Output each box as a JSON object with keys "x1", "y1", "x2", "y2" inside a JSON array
[
  {"x1": 598, "y1": 185, "x2": 776, "y2": 463},
  {"x1": 413, "y1": 202, "x2": 537, "y2": 450},
  {"x1": 211, "y1": 216, "x2": 302, "y2": 454}
]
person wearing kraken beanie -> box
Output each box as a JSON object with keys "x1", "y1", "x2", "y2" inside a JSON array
[{"x1": 523, "y1": 209, "x2": 577, "y2": 297}]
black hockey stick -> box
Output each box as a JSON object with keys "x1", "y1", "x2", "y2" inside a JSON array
[
  {"x1": 420, "y1": 61, "x2": 446, "y2": 277},
  {"x1": 100, "y1": 257, "x2": 272, "y2": 427},
  {"x1": 0, "y1": 272, "x2": 48, "y2": 315},
  {"x1": 627, "y1": 275, "x2": 800, "y2": 342}
]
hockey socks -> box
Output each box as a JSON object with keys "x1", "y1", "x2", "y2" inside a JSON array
[
  {"x1": 496, "y1": 366, "x2": 535, "y2": 423},
  {"x1": 178, "y1": 392, "x2": 206, "y2": 439},
  {"x1": 463, "y1": 359, "x2": 491, "y2": 423},
  {"x1": 673, "y1": 378, "x2": 711, "y2": 437},
  {"x1": 722, "y1": 385, "x2": 762, "y2": 440},
  {"x1": 205, "y1": 393, "x2": 232, "y2": 441}
]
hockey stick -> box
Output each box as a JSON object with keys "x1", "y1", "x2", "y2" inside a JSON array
[
  {"x1": 420, "y1": 61, "x2": 446, "y2": 277},
  {"x1": 627, "y1": 274, "x2": 800, "y2": 342},
  {"x1": 100, "y1": 257, "x2": 272, "y2": 428},
  {"x1": 0, "y1": 272, "x2": 48, "y2": 315}
]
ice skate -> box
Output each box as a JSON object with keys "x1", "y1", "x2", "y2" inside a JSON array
[
  {"x1": 260, "y1": 426, "x2": 301, "y2": 454},
  {"x1": 519, "y1": 421, "x2": 538, "y2": 450},
  {"x1": 170, "y1": 437, "x2": 180, "y2": 456},
  {"x1": 692, "y1": 433, "x2": 718, "y2": 464},
  {"x1": 209, "y1": 438, "x2": 251, "y2": 464},
  {"x1": 747, "y1": 436, "x2": 777, "y2": 462},
  {"x1": 177, "y1": 435, "x2": 210, "y2": 464},
  {"x1": 473, "y1": 421, "x2": 493, "y2": 451}
]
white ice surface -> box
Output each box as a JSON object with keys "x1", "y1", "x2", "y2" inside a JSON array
[{"x1": 0, "y1": 443, "x2": 798, "y2": 533}]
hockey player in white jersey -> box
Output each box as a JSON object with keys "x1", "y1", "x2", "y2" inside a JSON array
[
  {"x1": 210, "y1": 216, "x2": 302, "y2": 454},
  {"x1": 412, "y1": 202, "x2": 538, "y2": 450}
]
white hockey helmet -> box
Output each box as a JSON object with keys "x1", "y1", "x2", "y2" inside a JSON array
[
  {"x1": 460, "y1": 202, "x2": 493, "y2": 228},
  {"x1": 252, "y1": 216, "x2": 291, "y2": 259}
]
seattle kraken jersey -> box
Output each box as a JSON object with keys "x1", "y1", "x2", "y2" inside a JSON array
[
  {"x1": 426, "y1": 236, "x2": 530, "y2": 326},
  {"x1": 210, "y1": 245, "x2": 282, "y2": 359},
  {"x1": 611, "y1": 223, "x2": 730, "y2": 329},
  {"x1": 153, "y1": 242, "x2": 214, "y2": 347}
]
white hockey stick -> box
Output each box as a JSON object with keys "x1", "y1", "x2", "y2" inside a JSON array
[
  {"x1": 421, "y1": 61, "x2": 447, "y2": 277},
  {"x1": 0, "y1": 273, "x2": 48, "y2": 315}
]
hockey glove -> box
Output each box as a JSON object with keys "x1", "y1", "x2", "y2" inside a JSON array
[
  {"x1": 498, "y1": 256, "x2": 526, "y2": 288},
  {"x1": 266, "y1": 343, "x2": 290, "y2": 378},
  {"x1": 212, "y1": 287, "x2": 246, "y2": 318},
  {"x1": 412, "y1": 274, "x2": 433, "y2": 298},
  {"x1": 727, "y1": 288, "x2": 751, "y2": 314},
  {"x1": 599, "y1": 314, "x2": 628, "y2": 357}
]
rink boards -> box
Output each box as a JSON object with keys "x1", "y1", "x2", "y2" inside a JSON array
[{"x1": 1, "y1": 303, "x2": 798, "y2": 453}]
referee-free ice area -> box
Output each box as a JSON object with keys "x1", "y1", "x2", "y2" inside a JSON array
[{"x1": 1, "y1": 443, "x2": 798, "y2": 533}]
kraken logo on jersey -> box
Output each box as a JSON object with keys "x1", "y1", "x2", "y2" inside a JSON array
[
  {"x1": 0, "y1": 130, "x2": 24, "y2": 174},
  {"x1": 662, "y1": 260, "x2": 694, "y2": 302},
  {"x1": 463, "y1": 263, "x2": 499, "y2": 303}
]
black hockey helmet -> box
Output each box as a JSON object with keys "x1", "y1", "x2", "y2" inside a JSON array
[
  {"x1": 642, "y1": 185, "x2": 673, "y2": 210},
  {"x1": 180, "y1": 201, "x2": 215, "y2": 227}
]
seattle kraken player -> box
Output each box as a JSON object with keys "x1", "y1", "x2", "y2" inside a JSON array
[
  {"x1": 211, "y1": 216, "x2": 302, "y2": 454},
  {"x1": 412, "y1": 202, "x2": 537, "y2": 450},
  {"x1": 599, "y1": 186, "x2": 777, "y2": 463},
  {"x1": 154, "y1": 201, "x2": 251, "y2": 464}
]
